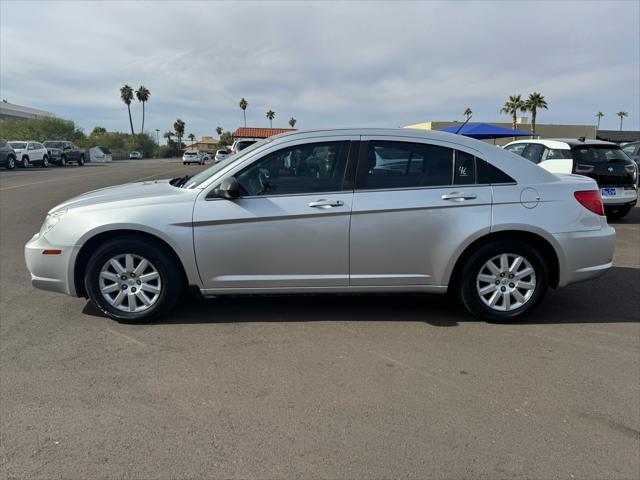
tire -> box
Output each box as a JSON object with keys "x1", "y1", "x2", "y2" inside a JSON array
[
  {"x1": 84, "y1": 237, "x2": 182, "y2": 323},
  {"x1": 21, "y1": 156, "x2": 30, "y2": 168},
  {"x1": 183, "y1": 161, "x2": 187, "y2": 165},
  {"x1": 459, "y1": 240, "x2": 548, "y2": 322},
  {"x1": 606, "y1": 205, "x2": 631, "y2": 219},
  {"x1": 60, "y1": 155, "x2": 67, "y2": 167},
  {"x1": 77, "y1": 155, "x2": 85, "y2": 166},
  {"x1": 42, "y1": 155, "x2": 49, "y2": 168},
  {"x1": 6, "y1": 155, "x2": 15, "y2": 170}
]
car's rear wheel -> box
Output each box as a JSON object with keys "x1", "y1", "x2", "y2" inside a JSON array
[
  {"x1": 42, "y1": 155, "x2": 49, "y2": 168},
  {"x1": 84, "y1": 238, "x2": 182, "y2": 323},
  {"x1": 6, "y1": 155, "x2": 15, "y2": 170},
  {"x1": 606, "y1": 205, "x2": 631, "y2": 219},
  {"x1": 78, "y1": 155, "x2": 85, "y2": 166},
  {"x1": 459, "y1": 240, "x2": 548, "y2": 322}
]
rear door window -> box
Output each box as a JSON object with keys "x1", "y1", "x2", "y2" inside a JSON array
[
  {"x1": 542, "y1": 148, "x2": 572, "y2": 161},
  {"x1": 504, "y1": 143, "x2": 527, "y2": 156},
  {"x1": 454, "y1": 150, "x2": 476, "y2": 184},
  {"x1": 521, "y1": 144, "x2": 545, "y2": 164}
]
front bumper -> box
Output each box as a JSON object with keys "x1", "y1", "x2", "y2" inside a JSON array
[
  {"x1": 553, "y1": 225, "x2": 616, "y2": 287},
  {"x1": 24, "y1": 233, "x2": 80, "y2": 296}
]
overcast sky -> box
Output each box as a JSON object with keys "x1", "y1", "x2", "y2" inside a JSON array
[{"x1": 1, "y1": 0, "x2": 639, "y2": 138}]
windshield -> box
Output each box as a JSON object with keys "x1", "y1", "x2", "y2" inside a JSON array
[
  {"x1": 43, "y1": 141, "x2": 63, "y2": 148},
  {"x1": 182, "y1": 139, "x2": 270, "y2": 189},
  {"x1": 572, "y1": 145, "x2": 629, "y2": 163},
  {"x1": 9, "y1": 142, "x2": 26, "y2": 149}
]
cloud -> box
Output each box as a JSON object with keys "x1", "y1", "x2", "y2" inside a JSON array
[{"x1": 1, "y1": 0, "x2": 638, "y2": 136}]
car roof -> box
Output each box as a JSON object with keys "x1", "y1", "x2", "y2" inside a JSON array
[{"x1": 504, "y1": 138, "x2": 619, "y2": 149}]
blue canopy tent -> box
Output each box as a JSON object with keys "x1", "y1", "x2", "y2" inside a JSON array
[{"x1": 441, "y1": 123, "x2": 534, "y2": 140}]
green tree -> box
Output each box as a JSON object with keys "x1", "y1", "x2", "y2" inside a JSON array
[
  {"x1": 288, "y1": 117, "x2": 297, "y2": 128},
  {"x1": 463, "y1": 108, "x2": 472, "y2": 120},
  {"x1": 595, "y1": 111, "x2": 604, "y2": 130},
  {"x1": 0, "y1": 116, "x2": 85, "y2": 143},
  {"x1": 163, "y1": 131, "x2": 174, "y2": 146},
  {"x1": 188, "y1": 133, "x2": 196, "y2": 147},
  {"x1": 239, "y1": 98, "x2": 248, "y2": 127},
  {"x1": 500, "y1": 94, "x2": 527, "y2": 131},
  {"x1": 173, "y1": 119, "x2": 185, "y2": 150},
  {"x1": 525, "y1": 92, "x2": 548, "y2": 135},
  {"x1": 120, "y1": 84, "x2": 135, "y2": 136},
  {"x1": 216, "y1": 126, "x2": 223, "y2": 136},
  {"x1": 135, "y1": 85, "x2": 151, "y2": 134},
  {"x1": 218, "y1": 131, "x2": 233, "y2": 148},
  {"x1": 266, "y1": 110, "x2": 275, "y2": 128},
  {"x1": 616, "y1": 111, "x2": 628, "y2": 130},
  {"x1": 91, "y1": 126, "x2": 107, "y2": 136}
]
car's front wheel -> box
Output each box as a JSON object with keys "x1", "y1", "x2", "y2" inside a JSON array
[
  {"x1": 459, "y1": 240, "x2": 548, "y2": 322},
  {"x1": 21, "y1": 156, "x2": 30, "y2": 168},
  {"x1": 84, "y1": 237, "x2": 182, "y2": 323},
  {"x1": 42, "y1": 155, "x2": 49, "y2": 168},
  {"x1": 60, "y1": 155, "x2": 67, "y2": 167},
  {"x1": 77, "y1": 155, "x2": 85, "y2": 166}
]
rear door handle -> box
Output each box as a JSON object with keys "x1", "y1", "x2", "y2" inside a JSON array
[
  {"x1": 308, "y1": 199, "x2": 344, "y2": 208},
  {"x1": 441, "y1": 192, "x2": 478, "y2": 201}
]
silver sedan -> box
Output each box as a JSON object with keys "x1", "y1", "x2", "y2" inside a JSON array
[{"x1": 25, "y1": 128, "x2": 615, "y2": 323}]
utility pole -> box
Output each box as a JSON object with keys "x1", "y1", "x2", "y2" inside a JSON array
[{"x1": 155, "y1": 129, "x2": 160, "y2": 144}]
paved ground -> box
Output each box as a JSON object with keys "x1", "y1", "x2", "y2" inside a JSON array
[{"x1": 1, "y1": 159, "x2": 638, "y2": 479}]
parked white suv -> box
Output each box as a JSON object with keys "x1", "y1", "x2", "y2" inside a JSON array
[
  {"x1": 230, "y1": 138, "x2": 259, "y2": 155},
  {"x1": 182, "y1": 150, "x2": 203, "y2": 165},
  {"x1": 8, "y1": 141, "x2": 50, "y2": 168},
  {"x1": 215, "y1": 149, "x2": 230, "y2": 163},
  {"x1": 504, "y1": 138, "x2": 638, "y2": 218}
]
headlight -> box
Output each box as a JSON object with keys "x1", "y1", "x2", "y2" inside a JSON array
[{"x1": 40, "y1": 209, "x2": 67, "y2": 236}]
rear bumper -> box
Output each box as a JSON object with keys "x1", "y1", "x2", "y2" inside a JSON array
[
  {"x1": 554, "y1": 225, "x2": 616, "y2": 287},
  {"x1": 601, "y1": 186, "x2": 637, "y2": 206},
  {"x1": 24, "y1": 233, "x2": 80, "y2": 297}
]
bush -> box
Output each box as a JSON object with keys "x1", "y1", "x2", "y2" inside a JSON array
[{"x1": 0, "y1": 117, "x2": 85, "y2": 143}]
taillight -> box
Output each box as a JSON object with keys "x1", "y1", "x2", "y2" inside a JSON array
[
  {"x1": 574, "y1": 190, "x2": 604, "y2": 216},
  {"x1": 575, "y1": 164, "x2": 594, "y2": 174}
]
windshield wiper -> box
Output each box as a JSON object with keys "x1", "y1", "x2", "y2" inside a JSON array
[{"x1": 170, "y1": 175, "x2": 192, "y2": 188}]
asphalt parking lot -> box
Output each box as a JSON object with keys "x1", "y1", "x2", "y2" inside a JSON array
[{"x1": 1, "y1": 159, "x2": 638, "y2": 479}]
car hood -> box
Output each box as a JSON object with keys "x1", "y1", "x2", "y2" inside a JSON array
[{"x1": 50, "y1": 179, "x2": 197, "y2": 213}]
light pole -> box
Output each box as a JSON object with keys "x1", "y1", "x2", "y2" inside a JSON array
[{"x1": 155, "y1": 129, "x2": 160, "y2": 144}]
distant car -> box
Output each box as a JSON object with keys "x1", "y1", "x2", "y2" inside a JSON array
[
  {"x1": 9, "y1": 141, "x2": 50, "y2": 168},
  {"x1": 129, "y1": 151, "x2": 142, "y2": 160},
  {"x1": 89, "y1": 146, "x2": 113, "y2": 163},
  {"x1": 230, "y1": 138, "x2": 259, "y2": 155},
  {"x1": 215, "y1": 149, "x2": 230, "y2": 163},
  {"x1": 504, "y1": 138, "x2": 638, "y2": 219},
  {"x1": 198, "y1": 152, "x2": 210, "y2": 162},
  {"x1": 0, "y1": 138, "x2": 17, "y2": 170},
  {"x1": 182, "y1": 151, "x2": 203, "y2": 165},
  {"x1": 43, "y1": 141, "x2": 85, "y2": 166},
  {"x1": 621, "y1": 141, "x2": 640, "y2": 173}
]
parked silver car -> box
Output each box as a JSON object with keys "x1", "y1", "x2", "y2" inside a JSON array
[{"x1": 25, "y1": 128, "x2": 615, "y2": 323}]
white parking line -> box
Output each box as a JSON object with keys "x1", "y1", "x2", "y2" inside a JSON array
[{"x1": 0, "y1": 166, "x2": 188, "y2": 192}]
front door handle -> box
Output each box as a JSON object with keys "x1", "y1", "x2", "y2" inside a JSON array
[
  {"x1": 441, "y1": 192, "x2": 478, "y2": 201},
  {"x1": 308, "y1": 199, "x2": 345, "y2": 208}
]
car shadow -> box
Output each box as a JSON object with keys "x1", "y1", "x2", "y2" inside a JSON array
[
  {"x1": 608, "y1": 206, "x2": 640, "y2": 225},
  {"x1": 82, "y1": 266, "x2": 640, "y2": 327}
]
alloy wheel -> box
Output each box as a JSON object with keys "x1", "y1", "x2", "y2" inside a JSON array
[
  {"x1": 98, "y1": 253, "x2": 162, "y2": 313},
  {"x1": 476, "y1": 253, "x2": 536, "y2": 312}
]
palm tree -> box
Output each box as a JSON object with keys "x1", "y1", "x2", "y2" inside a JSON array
[
  {"x1": 173, "y1": 119, "x2": 185, "y2": 151},
  {"x1": 188, "y1": 133, "x2": 196, "y2": 148},
  {"x1": 239, "y1": 98, "x2": 248, "y2": 127},
  {"x1": 595, "y1": 112, "x2": 605, "y2": 130},
  {"x1": 500, "y1": 94, "x2": 527, "y2": 131},
  {"x1": 288, "y1": 117, "x2": 297, "y2": 128},
  {"x1": 463, "y1": 108, "x2": 472, "y2": 120},
  {"x1": 163, "y1": 131, "x2": 174, "y2": 146},
  {"x1": 525, "y1": 92, "x2": 548, "y2": 136},
  {"x1": 135, "y1": 85, "x2": 151, "y2": 134},
  {"x1": 216, "y1": 126, "x2": 223, "y2": 136},
  {"x1": 616, "y1": 111, "x2": 628, "y2": 131},
  {"x1": 266, "y1": 110, "x2": 275, "y2": 128},
  {"x1": 120, "y1": 85, "x2": 135, "y2": 136}
]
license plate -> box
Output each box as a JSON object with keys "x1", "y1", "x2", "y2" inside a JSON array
[{"x1": 601, "y1": 187, "x2": 617, "y2": 197}]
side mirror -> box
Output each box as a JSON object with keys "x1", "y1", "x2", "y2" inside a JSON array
[{"x1": 211, "y1": 177, "x2": 241, "y2": 199}]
